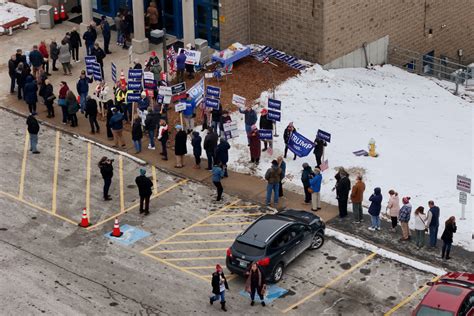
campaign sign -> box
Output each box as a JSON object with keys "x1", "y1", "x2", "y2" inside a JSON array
[
  {"x1": 268, "y1": 109, "x2": 281, "y2": 122},
  {"x1": 188, "y1": 77, "x2": 205, "y2": 105},
  {"x1": 232, "y1": 94, "x2": 246, "y2": 107},
  {"x1": 157, "y1": 94, "x2": 164, "y2": 103},
  {"x1": 259, "y1": 129, "x2": 273, "y2": 140},
  {"x1": 128, "y1": 69, "x2": 143, "y2": 80},
  {"x1": 175, "y1": 102, "x2": 187, "y2": 112},
  {"x1": 159, "y1": 86, "x2": 172, "y2": 96},
  {"x1": 317, "y1": 129, "x2": 331, "y2": 143},
  {"x1": 288, "y1": 131, "x2": 315, "y2": 157},
  {"x1": 171, "y1": 82, "x2": 187, "y2": 95},
  {"x1": 126, "y1": 93, "x2": 141, "y2": 103},
  {"x1": 93, "y1": 72, "x2": 103, "y2": 81},
  {"x1": 268, "y1": 98, "x2": 281, "y2": 110},
  {"x1": 128, "y1": 81, "x2": 142, "y2": 91},
  {"x1": 163, "y1": 95, "x2": 172, "y2": 104},
  {"x1": 143, "y1": 79, "x2": 156, "y2": 90},
  {"x1": 205, "y1": 97, "x2": 220, "y2": 109},
  {"x1": 92, "y1": 62, "x2": 101, "y2": 72},
  {"x1": 206, "y1": 85, "x2": 221, "y2": 99},
  {"x1": 86, "y1": 65, "x2": 94, "y2": 76},
  {"x1": 143, "y1": 71, "x2": 154, "y2": 80},
  {"x1": 223, "y1": 121, "x2": 239, "y2": 140},
  {"x1": 111, "y1": 62, "x2": 117, "y2": 82},
  {"x1": 85, "y1": 56, "x2": 97, "y2": 64},
  {"x1": 177, "y1": 48, "x2": 202, "y2": 66}
]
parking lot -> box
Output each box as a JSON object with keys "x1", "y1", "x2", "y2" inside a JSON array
[{"x1": 0, "y1": 109, "x2": 437, "y2": 315}]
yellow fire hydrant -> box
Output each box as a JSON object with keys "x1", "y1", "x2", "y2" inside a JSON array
[{"x1": 368, "y1": 138, "x2": 377, "y2": 157}]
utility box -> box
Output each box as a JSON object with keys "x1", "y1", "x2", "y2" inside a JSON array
[
  {"x1": 150, "y1": 29, "x2": 164, "y2": 44},
  {"x1": 195, "y1": 38, "x2": 210, "y2": 64},
  {"x1": 37, "y1": 5, "x2": 54, "y2": 29}
]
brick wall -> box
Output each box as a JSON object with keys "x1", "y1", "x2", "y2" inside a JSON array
[{"x1": 219, "y1": 0, "x2": 250, "y2": 49}]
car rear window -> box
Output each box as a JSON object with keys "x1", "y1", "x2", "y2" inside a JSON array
[
  {"x1": 233, "y1": 241, "x2": 265, "y2": 257},
  {"x1": 416, "y1": 306, "x2": 454, "y2": 316},
  {"x1": 435, "y1": 285, "x2": 463, "y2": 296}
]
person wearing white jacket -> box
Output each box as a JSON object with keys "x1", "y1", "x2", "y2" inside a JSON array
[
  {"x1": 414, "y1": 206, "x2": 428, "y2": 249},
  {"x1": 386, "y1": 190, "x2": 400, "y2": 232},
  {"x1": 94, "y1": 81, "x2": 110, "y2": 120}
]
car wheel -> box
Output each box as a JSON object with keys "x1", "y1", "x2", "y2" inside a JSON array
[
  {"x1": 271, "y1": 263, "x2": 284, "y2": 283},
  {"x1": 309, "y1": 232, "x2": 324, "y2": 250}
]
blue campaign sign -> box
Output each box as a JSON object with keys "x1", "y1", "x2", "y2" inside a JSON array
[
  {"x1": 128, "y1": 81, "x2": 142, "y2": 91},
  {"x1": 111, "y1": 62, "x2": 117, "y2": 82},
  {"x1": 86, "y1": 65, "x2": 94, "y2": 76},
  {"x1": 288, "y1": 131, "x2": 315, "y2": 157},
  {"x1": 259, "y1": 129, "x2": 273, "y2": 140},
  {"x1": 92, "y1": 62, "x2": 101, "y2": 72},
  {"x1": 143, "y1": 79, "x2": 156, "y2": 89},
  {"x1": 85, "y1": 56, "x2": 96, "y2": 65},
  {"x1": 206, "y1": 85, "x2": 221, "y2": 99},
  {"x1": 128, "y1": 69, "x2": 143, "y2": 80},
  {"x1": 317, "y1": 129, "x2": 331, "y2": 143},
  {"x1": 205, "y1": 97, "x2": 220, "y2": 109},
  {"x1": 157, "y1": 94, "x2": 164, "y2": 103},
  {"x1": 127, "y1": 93, "x2": 141, "y2": 103},
  {"x1": 104, "y1": 224, "x2": 151, "y2": 246},
  {"x1": 239, "y1": 285, "x2": 288, "y2": 304},
  {"x1": 267, "y1": 109, "x2": 281, "y2": 122},
  {"x1": 188, "y1": 77, "x2": 204, "y2": 105},
  {"x1": 268, "y1": 98, "x2": 281, "y2": 110},
  {"x1": 93, "y1": 72, "x2": 103, "y2": 81}
]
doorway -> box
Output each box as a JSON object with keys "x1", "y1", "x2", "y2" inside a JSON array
[
  {"x1": 161, "y1": 0, "x2": 183, "y2": 38},
  {"x1": 194, "y1": 0, "x2": 220, "y2": 49}
]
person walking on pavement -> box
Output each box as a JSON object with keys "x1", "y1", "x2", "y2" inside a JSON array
[
  {"x1": 58, "y1": 40, "x2": 72, "y2": 75},
  {"x1": 8, "y1": 54, "x2": 17, "y2": 94},
  {"x1": 132, "y1": 117, "x2": 143, "y2": 153},
  {"x1": 277, "y1": 156, "x2": 286, "y2": 197},
  {"x1": 41, "y1": 79, "x2": 55, "y2": 118},
  {"x1": 100, "y1": 16, "x2": 112, "y2": 54},
  {"x1": 66, "y1": 90, "x2": 80, "y2": 127},
  {"x1": 77, "y1": 70, "x2": 92, "y2": 112},
  {"x1": 399, "y1": 197, "x2": 412, "y2": 241},
  {"x1": 209, "y1": 264, "x2": 229, "y2": 311},
  {"x1": 191, "y1": 131, "x2": 202, "y2": 169},
  {"x1": 174, "y1": 125, "x2": 187, "y2": 168},
  {"x1": 259, "y1": 108, "x2": 273, "y2": 151},
  {"x1": 368, "y1": 187, "x2": 383, "y2": 231},
  {"x1": 283, "y1": 122, "x2": 297, "y2": 160},
  {"x1": 157, "y1": 119, "x2": 169, "y2": 160},
  {"x1": 109, "y1": 107, "x2": 125, "y2": 148},
  {"x1": 301, "y1": 163, "x2": 314, "y2": 204},
  {"x1": 176, "y1": 49, "x2": 186, "y2": 83},
  {"x1": 58, "y1": 81, "x2": 70, "y2": 124},
  {"x1": 441, "y1": 216, "x2": 456, "y2": 260},
  {"x1": 26, "y1": 115, "x2": 40, "y2": 154},
  {"x1": 85, "y1": 96, "x2": 100, "y2": 134},
  {"x1": 313, "y1": 136, "x2": 327, "y2": 168},
  {"x1": 215, "y1": 137, "x2": 230, "y2": 177},
  {"x1": 238, "y1": 105, "x2": 257, "y2": 145},
  {"x1": 245, "y1": 262, "x2": 266, "y2": 307},
  {"x1": 204, "y1": 128, "x2": 218, "y2": 170},
  {"x1": 24, "y1": 76, "x2": 38, "y2": 115},
  {"x1": 135, "y1": 168, "x2": 153, "y2": 215},
  {"x1": 309, "y1": 168, "x2": 322, "y2": 211},
  {"x1": 212, "y1": 163, "x2": 225, "y2": 201},
  {"x1": 50, "y1": 39, "x2": 60, "y2": 71},
  {"x1": 249, "y1": 125, "x2": 261, "y2": 164},
  {"x1": 69, "y1": 27, "x2": 82, "y2": 62},
  {"x1": 425, "y1": 200, "x2": 440, "y2": 248},
  {"x1": 265, "y1": 160, "x2": 282, "y2": 206},
  {"x1": 350, "y1": 175, "x2": 366, "y2": 223},
  {"x1": 98, "y1": 157, "x2": 113, "y2": 201},
  {"x1": 414, "y1": 206, "x2": 427, "y2": 249},
  {"x1": 386, "y1": 190, "x2": 400, "y2": 232},
  {"x1": 335, "y1": 168, "x2": 351, "y2": 218}
]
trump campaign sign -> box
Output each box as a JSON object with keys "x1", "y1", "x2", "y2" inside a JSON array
[{"x1": 288, "y1": 131, "x2": 315, "y2": 157}]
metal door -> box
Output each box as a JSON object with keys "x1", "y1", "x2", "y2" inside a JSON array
[
  {"x1": 194, "y1": 0, "x2": 219, "y2": 49},
  {"x1": 161, "y1": 0, "x2": 183, "y2": 38}
]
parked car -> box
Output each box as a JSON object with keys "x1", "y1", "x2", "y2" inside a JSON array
[
  {"x1": 412, "y1": 272, "x2": 474, "y2": 316},
  {"x1": 226, "y1": 209, "x2": 325, "y2": 283}
]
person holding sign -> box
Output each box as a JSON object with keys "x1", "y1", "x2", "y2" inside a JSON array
[
  {"x1": 91, "y1": 43, "x2": 106, "y2": 79},
  {"x1": 283, "y1": 122, "x2": 297, "y2": 160},
  {"x1": 238, "y1": 105, "x2": 257, "y2": 145},
  {"x1": 174, "y1": 125, "x2": 187, "y2": 168},
  {"x1": 249, "y1": 125, "x2": 261, "y2": 164},
  {"x1": 313, "y1": 136, "x2": 327, "y2": 168},
  {"x1": 259, "y1": 109, "x2": 273, "y2": 152},
  {"x1": 157, "y1": 119, "x2": 169, "y2": 160},
  {"x1": 176, "y1": 50, "x2": 186, "y2": 83},
  {"x1": 183, "y1": 94, "x2": 197, "y2": 134}
]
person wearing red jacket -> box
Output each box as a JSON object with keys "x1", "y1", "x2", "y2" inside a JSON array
[{"x1": 38, "y1": 41, "x2": 50, "y2": 76}]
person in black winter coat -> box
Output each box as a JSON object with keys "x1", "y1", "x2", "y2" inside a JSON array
[
  {"x1": 215, "y1": 137, "x2": 230, "y2": 177},
  {"x1": 259, "y1": 109, "x2": 273, "y2": 151},
  {"x1": 16, "y1": 62, "x2": 29, "y2": 100},
  {"x1": 98, "y1": 157, "x2": 114, "y2": 200},
  {"x1": 135, "y1": 168, "x2": 153, "y2": 215},
  {"x1": 69, "y1": 28, "x2": 82, "y2": 62},
  {"x1": 85, "y1": 96, "x2": 100, "y2": 134},
  {"x1": 144, "y1": 109, "x2": 160, "y2": 149},
  {"x1": 105, "y1": 100, "x2": 114, "y2": 140},
  {"x1": 283, "y1": 122, "x2": 297, "y2": 160},
  {"x1": 24, "y1": 76, "x2": 38, "y2": 115},
  {"x1": 92, "y1": 43, "x2": 106, "y2": 78},
  {"x1": 50, "y1": 41, "x2": 60, "y2": 71},
  {"x1": 368, "y1": 187, "x2": 383, "y2": 230},
  {"x1": 313, "y1": 137, "x2": 327, "y2": 168},
  {"x1": 191, "y1": 131, "x2": 202, "y2": 169},
  {"x1": 26, "y1": 115, "x2": 40, "y2": 154},
  {"x1": 132, "y1": 117, "x2": 143, "y2": 153},
  {"x1": 209, "y1": 264, "x2": 229, "y2": 312},
  {"x1": 40, "y1": 79, "x2": 55, "y2": 117},
  {"x1": 441, "y1": 216, "x2": 457, "y2": 260},
  {"x1": 211, "y1": 106, "x2": 223, "y2": 136},
  {"x1": 335, "y1": 168, "x2": 351, "y2": 218},
  {"x1": 203, "y1": 128, "x2": 218, "y2": 170},
  {"x1": 8, "y1": 54, "x2": 17, "y2": 94},
  {"x1": 174, "y1": 125, "x2": 187, "y2": 168}
]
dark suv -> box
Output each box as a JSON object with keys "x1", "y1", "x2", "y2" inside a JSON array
[{"x1": 226, "y1": 210, "x2": 325, "y2": 283}]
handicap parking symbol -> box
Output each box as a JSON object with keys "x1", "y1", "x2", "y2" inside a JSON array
[
  {"x1": 104, "y1": 224, "x2": 151, "y2": 246},
  {"x1": 239, "y1": 285, "x2": 288, "y2": 304}
]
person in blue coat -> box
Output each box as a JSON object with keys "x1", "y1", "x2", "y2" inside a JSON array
[
  {"x1": 109, "y1": 108, "x2": 125, "y2": 147},
  {"x1": 101, "y1": 16, "x2": 111, "y2": 54},
  {"x1": 183, "y1": 94, "x2": 196, "y2": 134},
  {"x1": 82, "y1": 26, "x2": 96, "y2": 55},
  {"x1": 76, "y1": 70, "x2": 92, "y2": 113},
  {"x1": 368, "y1": 187, "x2": 383, "y2": 231},
  {"x1": 176, "y1": 50, "x2": 186, "y2": 83},
  {"x1": 212, "y1": 163, "x2": 225, "y2": 201},
  {"x1": 309, "y1": 168, "x2": 322, "y2": 211},
  {"x1": 28, "y1": 45, "x2": 43, "y2": 78},
  {"x1": 191, "y1": 131, "x2": 202, "y2": 169},
  {"x1": 215, "y1": 137, "x2": 230, "y2": 177},
  {"x1": 24, "y1": 76, "x2": 38, "y2": 115},
  {"x1": 238, "y1": 105, "x2": 257, "y2": 145}
]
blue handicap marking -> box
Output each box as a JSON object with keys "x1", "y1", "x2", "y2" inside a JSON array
[
  {"x1": 104, "y1": 224, "x2": 151, "y2": 246},
  {"x1": 239, "y1": 285, "x2": 288, "y2": 304}
]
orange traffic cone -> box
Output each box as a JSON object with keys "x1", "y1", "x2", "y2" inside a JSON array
[
  {"x1": 59, "y1": 4, "x2": 67, "y2": 21},
  {"x1": 110, "y1": 218, "x2": 123, "y2": 237},
  {"x1": 78, "y1": 208, "x2": 90, "y2": 227},
  {"x1": 53, "y1": 6, "x2": 60, "y2": 23}
]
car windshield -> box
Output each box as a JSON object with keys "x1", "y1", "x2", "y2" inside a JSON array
[
  {"x1": 233, "y1": 241, "x2": 265, "y2": 257},
  {"x1": 416, "y1": 306, "x2": 454, "y2": 316}
]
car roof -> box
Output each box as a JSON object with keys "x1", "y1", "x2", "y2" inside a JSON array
[
  {"x1": 278, "y1": 209, "x2": 318, "y2": 224},
  {"x1": 420, "y1": 276, "x2": 473, "y2": 312},
  {"x1": 237, "y1": 214, "x2": 294, "y2": 246}
]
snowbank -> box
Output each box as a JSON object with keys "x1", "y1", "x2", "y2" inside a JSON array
[
  {"x1": 0, "y1": 1, "x2": 36, "y2": 34},
  {"x1": 226, "y1": 64, "x2": 473, "y2": 251}
]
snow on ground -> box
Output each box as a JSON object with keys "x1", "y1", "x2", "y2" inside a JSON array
[
  {"x1": 0, "y1": 1, "x2": 36, "y2": 34},
  {"x1": 226, "y1": 64, "x2": 473, "y2": 251}
]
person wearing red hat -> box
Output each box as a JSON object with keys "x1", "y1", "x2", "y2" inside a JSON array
[{"x1": 210, "y1": 264, "x2": 229, "y2": 311}]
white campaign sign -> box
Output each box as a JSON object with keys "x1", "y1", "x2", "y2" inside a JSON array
[
  {"x1": 159, "y1": 86, "x2": 172, "y2": 96},
  {"x1": 175, "y1": 102, "x2": 187, "y2": 112},
  {"x1": 178, "y1": 48, "x2": 202, "y2": 66},
  {"x1": 232, "y1": 94, "x2": 246, "y2": 107},
  {"x1": 143, "y1": 71, "x2": 154, "y2": 80}
]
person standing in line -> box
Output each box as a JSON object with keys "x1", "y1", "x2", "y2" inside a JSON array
[
  {"x1": 69, "y1": 27, "x2": 82, "y2": 62},
  {"x1": 109, "y1": 107, "x2": 125, "y2": 147},
  {"x1": 144, "y1": 107, "x2": 159, "y2": 150},
  {"x1": 441, "y1": 216, "x2": 456, "y2": 260},
  {"x1": 183, "y1": 94, "x2": 196, "y2": 134},
  {"x1": 211, "y1": 105, "x2": 223, "y2": 136},
  {"x1": 131, "y1": 117, "x2": 143, "y2": 153},
  {"x1": 38, "y1": 40, "x2": 50, "y2": 76},
  {"x1": 85, "y1": 96, "x2": 100, "y2": 134},
  {"x1": 135, "y1": 168, "x2": 153, "y2": 215},
  {"x1": 209, "y1": 264, "x2": 228, "y2": 311},
  {"x1": 212, "y1": 163, "x2": 225, "y2": 201},
  {"x1": 204, "y1": 128, "x2": 218, "y2": 170},
  {"x1": 283, "y1": 122, "x2": 297, "y2": 160},
  {"x1": 386, "y1": 190, "x2": 400, "y2": 232},
  {"x1": 58, "y1": 81, "x2": 70, "y2": 124},
  {"x1": 238, "y1": 105, "x2": 257, "y2": 145},
  {"x1": 398, "y1": 197, "x2": 412, "y2": 241},
  {"x1": 309, "y1": 168, "x2": 322, "y2": 211},
  {"x1": 176, "y1": 49, "x2": 186, "y2": 83},
  {"x1": 313, "y1": 136, "x2": 327, "y2": 168},
  {"x1": 174, "y1": 125, "x2": 187, "y2": 168},
  {"x1": 16, "y1": 62, "x2": 29, "y2": 100},
  {"x1": 249, "y1": 125, "x2": 261, "y2": 164},
  {"x1": 26, "y1": 115, "x2": 40, "y2": 154},
  {"x1": 100, "y1": 16, "x2": 111, "y2": 54},
  {"x1": 98, "y1": 157, "x2": 113, "y2": 201},
  {"x1": 41, "y1": 79, "x2": 55, "y2": 118},
  {"x1": 350, "y1": 175, "x2": 366, "y2": 223},
  {"x1": 368, "y1": 187, "x2": 383, "y2": 231},
  {"x1": 191, "y1": 131, "x2": 202, "y2": 169},
  {"x1": 58, "y1": 40, "x2": 72, "y2": 75},
  {"x1": 215, "y1": 137, "x2": 230, "y2": 177},
  {"x1": 24, "y1": 76, "x2": 38, "y2": 115},
  {"x1": 66, "y1": 90, "x2": 79, "y2": 127},
  {"x1": 425, "y1": 200, "x2": 440, "y2": 248},
  {"x1": 94, "y1": 81, "x2": 109, "y2": 120},
  {"x1": 414, "y1": 206, "x2": 427, "y2": 249},
  {"x1": 8, "y1": 54, "x2": 17, "y2": 94},
  {"x1": 264, "y1": 160, "x2": 281, "y2": 207},
  {"x1": 157, "y1": 119, "x2": 169, "y2": 160},
  {"x1": 277, "y1": 156, "x2": 286, "y2": 197},
  {"x1": 83, "y1": 26, "x2": 96, "y2": 55},
  {"x1": 335, "y1": 168, "x2": 351, "y2": 218},
  {"x1": 77, "y1": 70, "x2": 92, "y2": 113},
  {"x1": 245, "y1": 262, "x2": 266, "y2": 307},
  {"x1": 301, "y1": 163, "x2": 314, "y2": 204},
  {"x1": 91, "y1": 43, "x2": 106, "y2": 79},
  {"x1": 28, "y1": 45, "x2": 44, "y2": 79},
  {"x1": 259, "y1": 108, "x2": 273, "y2": 151},
  {"x1": 50, "y1": 39, "x2": 60, "y2": 71}
]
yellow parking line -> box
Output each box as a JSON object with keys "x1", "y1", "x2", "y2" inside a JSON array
[
  {"x1": 195, "y1": 222, "x2": 253, "y2": 227},
  {"x1": 164, "y1": 256, "x2": 225, "y2": 261},
  {"x1": 151, "y1": 165, "x2": 158, "y2": 195},
  {"x1": 18, "y1": 132, "x2": 29, "y2": 199},
  {"x1": 282, "y1": 252, "x2": 377, "y2": 313},
  {"x1": 148, "y1": 248, "x2": 228, "y2": 254},
  {"x1": 141, "y1": 199, "x2": 241, "y2": 253},
  {"x1": 182, "y1": 266, "x2": 216, "y2": 270},
  {"x1": 51, "y1": 131, "x2": 60, "y2": 214},
  {"x1": 178, "y1": 231, "x2": 242, "y2": 236},
  {"x1": 87, "y1": 179, "x2": 189, "y2": 230},
  {"x1": 141, "y1": 252, "x2": 209, "y2": 282},
  {"x1": 384, "y1": 275, "x2": 441, "y2": 316},
  {"x1": 119, "y1": 155, "x2": 124, "y2": 212},
  {"x1": 85, "y1": 142, "x2": 91, "y2": 220},
  {"x1": 211, "y1": 213, "x2": 264, "y2": 217},
  {"x1": 161, "y1": 239, "x2": 235, "y2": 245}
]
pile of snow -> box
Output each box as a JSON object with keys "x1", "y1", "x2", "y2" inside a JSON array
[
  {"x1": 226, "y1": 64, "x2": 473, "y2": 251},
  {"x1": 0, "y1": 1, "x2": 36, "y2": 34}
]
